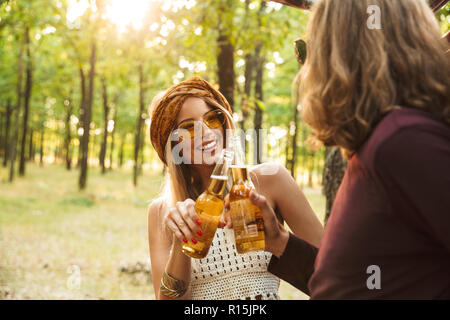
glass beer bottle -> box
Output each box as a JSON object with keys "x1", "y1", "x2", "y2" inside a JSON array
[
  {"x1": 181, "y1": 149, "x2": 233, "y2": 259},
  {"x1": 229, "y1": 136, "x2": 265, "y2": 254}
]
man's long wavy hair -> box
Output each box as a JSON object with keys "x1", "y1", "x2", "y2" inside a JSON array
[{"x1": 300, "y1": 0, "x2": 450, "y2": 158}]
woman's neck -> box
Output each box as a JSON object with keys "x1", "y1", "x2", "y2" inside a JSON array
[{"x1": 193, "y1": 164, "x2": 214, "y2": 191}]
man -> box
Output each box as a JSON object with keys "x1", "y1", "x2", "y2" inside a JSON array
[{"x1": 224, "y1": 0, "x2": 450, "y2": 299}]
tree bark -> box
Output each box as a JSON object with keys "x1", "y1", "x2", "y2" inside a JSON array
[
  {"x1": 77, "y1": 66, "x2": 86, "y2": 168},
  {"x1": 133, "y1": 64, "x2": 145, "y2": 186},
  {"x1": 0, "y1": 110, "x2": 3, "y2": 159},
  {"x1": 322, "y1": 147, "x2": 347, "y2": 225},
  {"x1": 78, "y1": 42, "x2": 96, "y2": 190},
  {"x1": 139, "y1": 126, "x2": 145, "y2": 176},
  {"x1": 108, "y1": 109, "x2": 116, "y2": 170},
  {"x1": 2, "y1": 100, "x2": 12, "y2": 167},
  {"x1": 9, "y1": 35, "x2": 24, "y2": 182},
  {"x1": 28, "y1": 128, "x2": 34, "y2": 161},
  {"x1": 39, "y1": 128, "x2": 44, "y2": 166},
  {"x1": 217, "y1": 32, "x2": 235, "y2": 111},
  {"x1": 99, "y1": 77, "x2": 109, "y2": 174},
  {"x1": 64, "y1": 99, "x2": 73, "y2": 170},
  {"x1": 253, "y1": 43, "x2": 264, "y2": 165},
  {"x1": 288, "y1": 102, "x2": 300, "y2": 179},
  {"x1": 252, "y1": 1, "x2": 266, "y2": 165},
  {"x1": 119, "y1": 133, "x2": 125, "y2": 169},
  {"x1": 19, "y1": 26, "x2": 32, "y2": 176}
]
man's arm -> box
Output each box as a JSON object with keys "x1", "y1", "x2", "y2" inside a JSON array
[{"x1": 268, "y1": 233, "x2": 318, "y2": 295}]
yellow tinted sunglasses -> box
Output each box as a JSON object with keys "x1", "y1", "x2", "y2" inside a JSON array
[{"x1": 173, "y1": 109, "x2": 226, "y2": 139}]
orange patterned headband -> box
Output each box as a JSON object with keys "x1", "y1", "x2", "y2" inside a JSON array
[{"x1": 149, "y1": 77, "x2": 233, "y2": 165}]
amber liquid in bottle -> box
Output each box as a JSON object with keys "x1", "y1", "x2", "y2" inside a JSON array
[
  {"x1": 229, "y1": 166, "x2": 265, "y2": 254},
  {"x1": 181, "y1": 149, "x2": 232, "y2": 259},
  {"x1": 181, "y1": 175, "x2": 227, "y2": 259}
]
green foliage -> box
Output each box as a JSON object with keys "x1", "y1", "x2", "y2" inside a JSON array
[{"x1": 0, "y1": 0, "x2": 448, "y2": 183}]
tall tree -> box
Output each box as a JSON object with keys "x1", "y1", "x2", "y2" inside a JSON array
[
  {"x1": 9, "y1": 32, "x2": 24, "y2": 182},
  {"x1": 19, "y1": 25, "x2": 32, "y2": 176},
  {"x1": 252, "y1": 1, "x2": 267, "y2": 164},
  {"x1": 217, "y1": 31, "x2": 235, "y2": 110},
  {"x1": 78, "y1": 41, "x2": 96, "y2": 190},
  {"x1": 108, "y1": 107, "x2": 117, "y2": 170},
  {"x1": 133, "y1": 64, "x2": 146, "y2": 186},
  {"x1": 99, "y1": 77, "x2": 109, "y2": 174},
  {"x1": 2, "y1": 100, "x2": 12, "y2": 167},
  {"x1": 322, "y1": 147, "x2": 347, "y2": 224},
  {"x1": 64, "y1": 98, "x2": 73, "y2": 170}
]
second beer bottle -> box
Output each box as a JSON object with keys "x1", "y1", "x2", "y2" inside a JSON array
[
  {"x1": 229, "y1": 136, "x2": 266, "y2": 254},
  {"x1": 181, "y1": 149, "x2": 233, "y2": 259}
]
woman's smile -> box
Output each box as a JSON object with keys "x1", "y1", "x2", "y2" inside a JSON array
[{"x1": 197, "y1": 138, "x2": 218, "y2": 152}]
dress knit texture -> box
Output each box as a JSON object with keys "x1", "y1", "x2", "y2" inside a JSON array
[{"x1": 190, "y1": 226, "x2": 280, "y2": 300}]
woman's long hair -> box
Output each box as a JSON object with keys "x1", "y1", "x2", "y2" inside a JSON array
[{"x1": 300, "y1": 0, "x2": 450, "y2": 158}]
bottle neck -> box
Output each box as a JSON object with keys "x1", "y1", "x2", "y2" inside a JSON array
[
  {"x1": 206, "y1": 175, "x2": 227, "y2": 197},
  {"x1": 231, "y1": 166, "x2": 249, "y2": 184}
]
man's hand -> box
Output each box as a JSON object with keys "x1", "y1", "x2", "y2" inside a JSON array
[{"x1": 224, "y1": 191, "x2": 290, "y2": 258}]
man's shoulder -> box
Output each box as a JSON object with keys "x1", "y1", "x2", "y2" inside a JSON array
[{"x1": 358, "y1": 107, "x2": 449, "y2": 166}]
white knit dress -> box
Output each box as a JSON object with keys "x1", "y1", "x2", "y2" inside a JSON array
[{"x1": 189, "y1": 225, "x2": 280, "y2": 300}]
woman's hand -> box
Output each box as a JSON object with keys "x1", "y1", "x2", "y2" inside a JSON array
[{"x1": 164, "y1": 199, "x2": 203, "y2": 244}]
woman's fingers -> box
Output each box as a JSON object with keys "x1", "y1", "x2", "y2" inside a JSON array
[
  {"x1": 224, "y1": 194, "x2": 230, "y2": 210},
  {"x1": 176, "y1": 200, "x2": 200, "y2": 235},
  {"x1": 163, "y1": 199, "x2": 201, "y2": 244},
  {"x1": 224, "y1": 209, "x2": 233, "y2": 229},
  {"x1": 218, "y1": 219, "x2": 226, "y2": 228},
  {"x1": 218, "y1": 211, "x2": 232, "y2": 229},
  {"x1": 171, "y1": 208, "x2": 196, "y2": 242},
  {"x1": 184, "y1": 200, "x2": 202, "y2": 234},
  {"x1": 165, "y1": 215, "x2": 185, "y2": 242}
]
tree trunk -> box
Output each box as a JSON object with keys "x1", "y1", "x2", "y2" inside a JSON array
[
  {"x1": 9, "y1": 35, "x2": 24, "y2": 182},
  {"x1": 289, "y1": 104, "x2": 300, "y2": 179},
  {"x1": 241, "y1": 53, "x2": 254, "y2": 129},
  {"x1": 19, "y1": 26, "x2": 32, "y2": 176},
  {"x1": 119, "y1": 133, "x2": 125, "y2": 169},
  {"x1": 109, "y1": 109, "x2": 116, "y2": 170},
  {"x1": 78, "y1": 42, "x2": 96, "y2": 190},
  {"x1": 138, "y1": 127, "x2": 145, "y2": 177},
  {"x1": 77, "y1": 66, "x2": 86, "y2": 168},
  {"x1": 64, "y1": 99, "x2": 73, "y2": 170},
  {"x1": 133, "y1": 64, "x2": 145, "y2": 186},
  {"x1": 28, "y1": 128, "x2": 33, "y2": 161},
  {"x1": 99, "y1": 78, "x2": 109, "y2": 174},
  {"x1": 301, "y1": 125, "x2": 308, "y2": 185},
  {"x1": 217, "y1": 32, "x2": 234, "y2": 111},
  {"x1": 39, "y1": 128, "x2": 44, "y2": 166},
  {"x1": 253, "y1": 44, "x2": 264, "y2": 165},
  {"x1": 322, "y1": 147, "x2": 347, "y2": 225},
  {"x1": 0, "y1": 110, "x2": 3, "y2": 159},
  {"x1": 252, "y1": 1, "x2": 266, "y2": 165},
  {"x1": 3, "y1": 100, "x2": 12, "y2": 167}
]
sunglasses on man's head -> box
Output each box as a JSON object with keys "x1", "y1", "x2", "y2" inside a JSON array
[
  {"x1": 173, "y1": 109, "x2": 226, "y2": 140},
  {"x1": 294, "y1": 38, "x2": 307, "y2": 65}
]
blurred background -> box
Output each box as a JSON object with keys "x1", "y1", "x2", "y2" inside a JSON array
[{"x1": 0, "y1": 0, "x2": 448, "y2": 300}]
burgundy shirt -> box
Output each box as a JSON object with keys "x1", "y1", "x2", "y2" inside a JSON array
[{"x1": 268, "y1": 108, "x2": 450, "y2": 299}]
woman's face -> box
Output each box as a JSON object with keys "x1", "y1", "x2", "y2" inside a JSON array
[{"x1": 173, "y1": 97, "x2": 225, "y2": 166}]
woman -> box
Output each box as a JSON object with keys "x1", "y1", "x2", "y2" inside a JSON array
[
  {"x1": 253, "y1": 0, "x2": 450, "y2": 299},
  {"x1": 147, "y1": 77, "x2": 323, "y2": 300}
]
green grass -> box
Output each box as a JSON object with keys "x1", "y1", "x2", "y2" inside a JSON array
[{"x1": 0, "y1": 162, "x2": 325, "y2": 300}]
